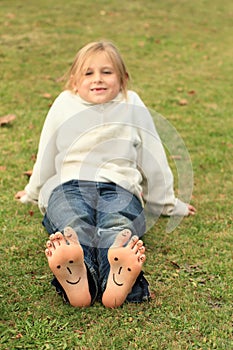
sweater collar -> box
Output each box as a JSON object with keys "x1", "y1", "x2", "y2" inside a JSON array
[{"x1": 75, "y1": 92, "x2": 124, "y2": 106}]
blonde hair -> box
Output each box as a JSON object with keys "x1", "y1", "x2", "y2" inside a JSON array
[{"x1": 65, "y1": 41, "x2": 129, "y2": 99}]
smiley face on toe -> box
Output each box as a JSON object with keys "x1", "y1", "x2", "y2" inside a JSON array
[{"x1": 56, "y1": 260, "x2": 81, "y2": 285}]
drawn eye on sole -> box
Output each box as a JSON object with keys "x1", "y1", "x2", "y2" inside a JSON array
[{"x1": 66, "y1": 277, "x2": 81, "y2": 285}]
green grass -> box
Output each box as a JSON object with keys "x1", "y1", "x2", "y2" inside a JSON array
[{"x1": 1, "y1": 0, "x2": 233, "y2": 349}]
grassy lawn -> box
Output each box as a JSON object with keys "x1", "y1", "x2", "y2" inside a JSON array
[{"x1": 1, "y1": 0, "x2": 232, "y2": 349}]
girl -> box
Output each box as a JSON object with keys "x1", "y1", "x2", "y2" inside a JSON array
[{"x1": 15, "y1": 41, "x2": 196, "y2": 308}]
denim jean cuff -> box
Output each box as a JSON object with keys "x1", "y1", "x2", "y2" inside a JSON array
[{"x1": 126, "y1": 271, "x2": 151, "y2": 303}]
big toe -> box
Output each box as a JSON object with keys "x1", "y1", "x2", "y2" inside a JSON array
[
  {"x1": 111, "y1": 229, "x2": 132, "y2": 248},
  {"x1": 64, "y1": 226, "x2": 79, "y2": 244}
]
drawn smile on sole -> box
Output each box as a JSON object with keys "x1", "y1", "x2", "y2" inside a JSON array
[
  {"x1": 66, "y1": 277, "x2": 81, "y2": 285},
  {"x1": 112, "y1": 274, "x2": 124, "y2": 286}
]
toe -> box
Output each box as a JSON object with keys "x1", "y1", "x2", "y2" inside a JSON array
[
  {"x1": 128, "y1": 235, "x2": 139, "y2": 249},
  {"x1": 133, "y1": 240, "x2": 144, "y2": 253},
  {"x1": 50, "y1": 232, "x2": 66, "y2": 248},
  {"x1": 46, "y1": 240, "x2": 53, "y2": 249},
  {"x1": 111, "y1": 229, "x2": 132, "y2": 248},
  {"x1": 45, "y1": 248, "x2": 52, "y2": 257},
  {"x1": 136, "y1": 240, "x2": 143, "y2": 248},
  {"x1": 51, "y1": 232, "x2": 63, "y2": 241},
  {"x1": 64, "y1": 226, "x2": 79, "y2": 244},
  {"x1": 138, "y1": 246, "x2": 145, "y2": 254},
  {"x1": 139, "y1": 254, "x2": 146, "y2": 263}
]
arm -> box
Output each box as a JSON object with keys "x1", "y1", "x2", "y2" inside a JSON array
[
  {"x1": 15, "y1": 94, "x2": 63, "y2": 204},
  {"x1": 132, "y1": 92, "x2": 196, "y2": 216}
]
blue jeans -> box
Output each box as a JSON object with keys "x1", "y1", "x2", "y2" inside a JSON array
[{"x1": 43, "y1": 180, "x2": 150, "y2": 304}]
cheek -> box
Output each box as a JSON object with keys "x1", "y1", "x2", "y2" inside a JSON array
[{"x1": 110, "y1": 79, "x2": 121, "y2": 92}]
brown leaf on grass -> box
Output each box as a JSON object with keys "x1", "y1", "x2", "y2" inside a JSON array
[
  {"x1": 188, "y1": 90, "x2": 196, "y2": 95},
  {"x1": 55, "y1": 75, "x2": 65, "y2": 83},
  {"x1": 205, "y1": 103, "x2": 218, "y2": 110},
  {"x1": 178, "y1": 99, "x2": 188, "y2": 106},
  {"x1": 6, "y1": 13, "x2": 16, "y2": 19},
  {"x1": 192, "y1": 43, "x2": 199, "y2": 49},
  {"x1": 42, "y1": 93, "x2": 52, "y2": 99},
  {"x1": 74, "y1": 328, "x2": 84, "y2": 334},
  {"x1": 138, "y1": 41, "x2": 145, "y2": 47},
  {"x1": 0, "y1": 114, "x2": 16, "y2": 126},
  {"x1": 31, "y1": 154, "x2": 37, "y2": 161},
  {"x1": 15, "y1": 333, "x2": 23, "y2": 339},
  {"x1": 149, "y1": 292, "x2": 156, "y2": 299},
  {"x1": 170, "y1": 260, "x2": 180, "y2": 269},
  {"x1": 0, "y1": 166, "x2": 6, "y2": 171},
  {"x1": 23, "y1": 170, "x2": 33, "y2": 178}
]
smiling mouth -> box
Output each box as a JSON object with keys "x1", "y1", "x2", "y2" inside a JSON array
[
  {"x1": 112, "y1": 274, "x2": 123, "y2": 286},
  {"x1": 91, "y1": 87, "x2": 107, "y2": 91},
  {"x1": 66, "y1": 277, "x2": 81, "y2": 285}
]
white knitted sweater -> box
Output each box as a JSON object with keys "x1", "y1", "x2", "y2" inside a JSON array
[{"x1": 22, "y1": 90, "x2": 189, "y2": 216}]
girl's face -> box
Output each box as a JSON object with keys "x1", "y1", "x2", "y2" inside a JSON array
[{"x1": 73, "y1": 51, "x2": 122, "y2": 104}]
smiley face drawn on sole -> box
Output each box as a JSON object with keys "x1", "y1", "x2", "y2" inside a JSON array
[
  {"x1": 66, "y1": 278, "x2": 81, "y2": 285},
  {"x1": 112, "y1": 257, "x2": 132, "y2": 287},
  {"x1": 56, "y1": 260, "x2": 81, "y2": 285}
]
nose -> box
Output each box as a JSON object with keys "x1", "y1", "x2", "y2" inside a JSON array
[
  {"x1": 67, "y1": 267, "x2": 72, "y2": 274},
  {"x1": 93, "y1": 71, "x2": 102, "y2": 82}
]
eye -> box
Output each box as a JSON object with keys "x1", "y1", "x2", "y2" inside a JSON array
[
  {"x1": 57, "y1": 265, "x2": 61, "y2": 269},
  {"x1": 128, "y1": 268, "x2": 131, "y2": 272},
  {"x1": 114, "y1": 257, "x2": 119, "y2": 261},
  {"x1": 69, "y1": 260, "x2": 74, "y2": 264},
  {"x1": 85, "y1": 71, "x2": 93, "y2": 76},
  {"x1": 103, "y1": 70, "x2": 112, "y2": 74}
]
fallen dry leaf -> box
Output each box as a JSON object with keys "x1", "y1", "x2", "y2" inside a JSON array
[
  {"x1": 170, "y1": 260, "x2": 180, "y2": 269},
  {"x1": 205, "y1": 103, "x2": 218, "y2": 110},
  {"x1": 138, "y1": 41, "x2": 145, "y2": 47},
  {"x1": 0, "y1": 114, "x2": 16, "y2": 126},
  {"x1": 31, "y1": 154, "x2": 37, "y2": 161},
  {"x1": 178, "y1": 99, "x2": 188, "y2": 106},
  {"x1": 23, "y1": 170, "x2": 33, "y2": 178},
  {"x1": 42, "y1": 93, "x2": 52, "y2": 99},
  {"x1": 55, "y1": 75, "x2": 65, "y2": 83},
  {"x1": 188, "y1": 90, "x2": 196, "y2": 95},
  {"x1": 6, "y1": 13, "x2": 16, "y2": 19},
  {"x1": 15, "y1": 333, "x2": 23, "y2": 339}
]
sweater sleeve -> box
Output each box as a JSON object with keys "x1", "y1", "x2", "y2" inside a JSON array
[
  {"x1": 23, "y1": 95, "x2": 63, "y2": 203},
  {"x1": 131, "y1": 92, "x2": 189, "y2": 217}
]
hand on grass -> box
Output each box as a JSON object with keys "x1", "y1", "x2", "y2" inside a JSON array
[
  {"x1": 15, "y1": 190, "x2": 27, "y2": 200},
  {"x1": 187, "y1": 204, "x2": 196, "y2": 216},
  {"x1": 15, "y1": 190, "x2": 27, "y2": 201}
]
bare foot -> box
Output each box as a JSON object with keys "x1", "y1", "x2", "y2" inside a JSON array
[
  {"x1": 102, "y1": 229, "x2": 146, "y2": 308},
  {"x1": 45, "y1": 227, "x2": 91, "y2": 307}
]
